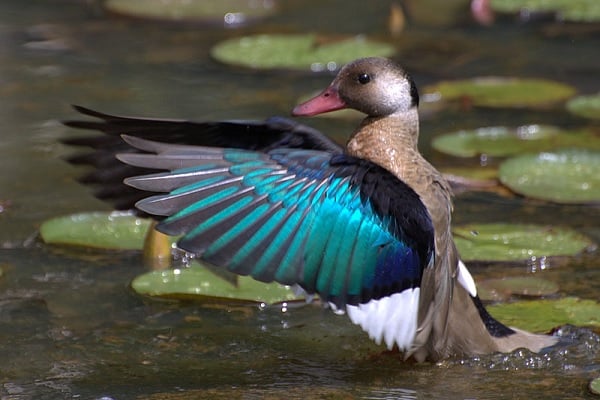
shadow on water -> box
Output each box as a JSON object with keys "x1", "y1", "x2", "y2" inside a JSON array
[{"x1": 0, "y1": 0, "x2": 598, "y2": 398}]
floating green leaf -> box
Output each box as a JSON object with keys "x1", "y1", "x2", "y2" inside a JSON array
[
  {"x1": 491, "y1": 0, "x2": 600, "y2": 23},
  {"x1": 478, "y1": 276, "x2": 559, "y2": 302},
  {"x1": 423, "y1": 77, "x2": 575, "y2": 108},
  {"x1": 454, "y1": 223, "x2": 594, "y2": 262},
  {"x1": 211, "y1": 34, "x2": 395, "y2": 71},
  {"x1": 499, "y1": 149, "x2": 600, "y2": 204},
  {"x1": 432, "y1": 125, "x2": 600, "y2": 158},
  {"x1": 131, "y1": 263, "x2": 305, "y2": 304},
  {"x1": 590, "y1": 376, "x2": 600, "y2": 396},
  {"x1": 104, "y1": 0, "x2": 277, "y2": 24},
  {"x1": 488, "y1": 297, "x2": 600, "y2": 332},
  {"x1": 567, "y1": 92, "x2": 600, "y2": 120},
  {"x1": 40, "y1": 211, "x2": 151, "y2": 250}
]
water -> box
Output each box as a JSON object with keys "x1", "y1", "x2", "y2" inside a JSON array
[{"x1": 0, "y1": 0, "x2": 599, "y2": 398}]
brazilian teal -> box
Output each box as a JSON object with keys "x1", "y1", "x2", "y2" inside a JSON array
[{"x1": 64, "y1": 57, "x2": 557, "y2": 361}]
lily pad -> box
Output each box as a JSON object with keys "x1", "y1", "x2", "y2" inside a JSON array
[
  {"x1": 567, "y1": 92, "x2": 600, "y2": 120},
  {"x1": 210, "y1": 34, "x2": 396, "y2": 71},
  {"x1": 499, "y1": 149, "x2": 600, "y2": 204},
  {"x1": 488, "y1": 297, "x2": 600, "y2": 332},
  {"x1": 104, "y1": 0, "x2": 277, "y2": 25},
  {"x1": 478, "y1": 276, "x2": 559, "y2": 302},
  {"x1": 432, "y1": 125, "x2": 600, "y2": 158},
  {"x1": 453, "y1": 223, "x2": 594, "y2": 262},
  {"x1": 423, "y1": 77, "x2": 576, "y2": 108},
  {"x1": 40, "y1": 211, "x2": 151, "y2": 250},
  {"x1": 490, "y1": 0, "x2": 600, "y2": 23},
  {"x1": 591, "y1": 376, "x2": 600, "y2": 396},
  {"x1": 131, "y1": 263, "x2": 305, "y2": 304}
]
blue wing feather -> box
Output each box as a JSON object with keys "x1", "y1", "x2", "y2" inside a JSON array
[{"x1": 118, "y1": 136, "x2": 434, "y2": 307}]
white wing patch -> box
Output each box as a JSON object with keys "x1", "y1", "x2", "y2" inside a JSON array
[
  {"x1": 346, "y1": 289, "x2": 420, "y2": 351},
  {"x1": 457, "y1": 259, "x2": 477, "y2": 297}
]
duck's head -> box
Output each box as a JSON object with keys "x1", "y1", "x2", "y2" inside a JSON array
[{"x1": 292, "y1": 57, "x2": 419, "y2": 118}]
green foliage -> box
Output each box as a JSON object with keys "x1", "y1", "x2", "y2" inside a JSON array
[
  {"x1": 39, "y1": 212, "x2": 151, "y2": 250},
  {"x1": 104, "y1": 0, "x2": 276, "y2": 22},
  {"x1": 424, "y1": 77, "x2": 575, "y2": 108},
  {"x1": 454, "y1": 223, "x2": 594, "y2": 262},
  {"x1": 211, "y1": 34, "x2": 395, "y2": 70},
  {"x1": 590, "y1": 376, "x2": 600, "y2": 395},
  {"x1": 491, "y1": 0, "x2": 600, "y2": 22},
  {"x1": 131, "y1": 263, "x2": 306, "y2": 304},
  {"x1": 499, "y1": 149, "x2": 600, "y2": 204},
  {"x1": 567, "y1": 93, "x2": 600, "y2": 120},
  {"x1": 432, "y1": 125, "x2": 600, "y2": 158},
  {"x1": 488, "y1": 297, "x2": 600, "y2": 332}
]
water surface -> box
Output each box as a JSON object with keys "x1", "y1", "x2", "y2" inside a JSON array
[{"x1": 0, "y1": 1, "x2": 599, "y2": 398}]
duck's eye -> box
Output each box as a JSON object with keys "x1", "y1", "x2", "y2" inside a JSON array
[{"x1": 357, "y1": 73, "x2": 371, "y2": 84}]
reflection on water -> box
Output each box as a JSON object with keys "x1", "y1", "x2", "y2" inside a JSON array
[{"x1": 0, "y1": 0, "x2": 598, "y2": 399}]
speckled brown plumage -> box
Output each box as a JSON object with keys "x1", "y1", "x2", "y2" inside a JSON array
[
  {"x1": 65, "y1": 57, "x2": 558, "y2": 362},
  {"x1": 305, "y1": 57, "x2": 557, "y2": 361}
]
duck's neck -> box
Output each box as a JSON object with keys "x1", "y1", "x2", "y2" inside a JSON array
[
  {"x1": 345, "y1": 107, "x2": 453, "y2": 251},
  {"x1": 346, "y1": 108, "x2": 421, "y2": 176}
]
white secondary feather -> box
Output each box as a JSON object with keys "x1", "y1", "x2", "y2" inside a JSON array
[
  {"x1": 457, "y1": 259, "x2": 477, "y2": 297},
  {"x1": 346, "y1": 289, "x2": 420, "y2": 351}
]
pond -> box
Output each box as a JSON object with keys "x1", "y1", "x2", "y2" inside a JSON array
[{"x1": 0, "y1": 0, "x2": 599, "y2": 398}]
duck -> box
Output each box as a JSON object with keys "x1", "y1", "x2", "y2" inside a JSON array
[{"x1": 63, "y1": 57, "x2": 557, "y2": 362}]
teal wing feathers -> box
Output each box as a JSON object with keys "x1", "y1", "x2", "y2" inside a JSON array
[{"x1": 118, "y1": 135, "x2": 434, "y2": 307}]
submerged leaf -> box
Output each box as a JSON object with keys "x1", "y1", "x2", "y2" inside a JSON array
[
  {"x1": 490, "y1": 0, "x2": 600, "y2": 23},
  {"x1": 211, "y1": 34, "x2": 395, "y2": 71},
  {"x1": 424, "y1": 77, "x2": 575, "y2": 108},
  {"x1": 488, "y1": 297, "x2": 600, "y2": 332},
  {"x1": 454, "y1": 223, "x2": 594, "y2": 262},
  {"x1": 131, "y1": 263, "x2": 306, "y2": 304},
  {"x1": 478, "y1": 276, "x2": 559, "y2": 302},
  {"x1": 442, "y1": 167, "x2": 501, "y2": 194},
  {"x1": 104, "y1": 0, "x2": 277, "y2": 25},
  {"x1": 499, "y1": 149, "x2": 600, "y2": 204},
  {"x1": 40, "y1": 211, "x2": 151, "y2": 250},
  {"x1": 432, "y1": 125, "x2": 600, "y2": 158},
  {"x1": 567, "y1": 92, "x2": 600, "y2": 120}
]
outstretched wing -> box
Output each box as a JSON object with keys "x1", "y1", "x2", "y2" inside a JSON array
[
  {"x1": 62, "y1": 106, "x2": 343, "y2": 211},
  {"x1": 118, "y1": 135, "x2": 435, "y2": 308}
]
